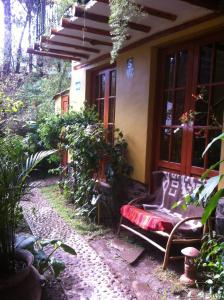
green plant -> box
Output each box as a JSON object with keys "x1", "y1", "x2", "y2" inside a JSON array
[
  {"x1": 16, "y1": 235, "x2": 76, "y2": 278},
  {"x1": 109, "y1": 0, "x2": 144, "y2": 62},
  {"x1": 173, "y1": 132, "x2": 224, "y2": 299},
  {"x1": 173, "y1": 132, "x2": 224, "y2": 226},
  {"x1": 0, "y1": 139, "x2": 55, "y2": 278},
  {"x1": 197, "y1": 235, "x2": 224, "y2": 299}
]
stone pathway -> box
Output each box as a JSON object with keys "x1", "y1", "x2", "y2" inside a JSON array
[{"x1": 21, "y1": 188, "x2": 136, "y2": 300}]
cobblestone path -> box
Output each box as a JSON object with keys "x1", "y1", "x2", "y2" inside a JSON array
[{"x1": 21, "y1": 188, "x2": 136, "y2": 300}]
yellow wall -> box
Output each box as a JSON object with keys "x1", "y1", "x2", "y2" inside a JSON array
[
  {"x1": 70, "y1": 67, "x2": 86, "y2": 111},
  {"x1": 115, "y1": 45, "x2": 151, "y2": 182},
  {"x1": 54, "y1": 96, "x2": 61, "y2": 115},
  {"x1": 70, "y1": 15, "x2": 224, "y2": 184}
]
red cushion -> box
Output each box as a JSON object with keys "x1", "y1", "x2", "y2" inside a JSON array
[{"x1": 120, "y1": 205, "x2": 174, "y2": 233}]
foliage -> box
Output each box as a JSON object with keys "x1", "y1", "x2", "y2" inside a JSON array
[
  {"x1": 109, "y1": 0, "x2": 144, "y2": 62},
  {"x1": 182, "y1": 132, "x2": 224, "y2": 225},
  {"x1": 39, "y1": 106, "x2": 132, "y2": 220},
  {"x1": 16, "y1": 235, "x2": 76, "y2": 278},
  {"x1": 66, "y1": 108, "x2": 132, "y2": 220},
  {"x1": 197, "y1": 235, "x2": 224, "y2": 299},
  {"x1": 0, "y1": 140, "x2": 55, "y2": 278}
]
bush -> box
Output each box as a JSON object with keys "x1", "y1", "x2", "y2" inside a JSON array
[{"x1": 197, "y1": 235, "x2": 224, "y2": 299}]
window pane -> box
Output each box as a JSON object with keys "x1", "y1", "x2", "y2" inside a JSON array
[
  {"x1": 110, "y1": 70, "x2": 116, "y2": 96},
  {"x1": 192, "y1": 129, "x2": 206, "y2": 167},
  {"x1": 160, "y1": 128, "x2": 170, "y2": 161},
  {"x1": 99, "y1": 74, "x2": 105, "y2": 98},
  {"x1": 207, "y1": 130, "x2": 222, "y2": 169},
  {"x1": 176, "y1": 50, "x2": 188, "y2": 87},
  {"x1": 198, "y1": 44, "x2": 212, "y2": 84},
  {"x1": 162, "y1": 92, "x2": 173, "y2": 126},
  {"x1": 109, "y1": 98, "x2": 115, "y2": 123},
  {"x1": 211, "y1": 85, "x2": 224, "y2": 126},
  {"x1": 165, "y1": 54, "x2": 175, "y2": 88},
  {"x1": 95, "y1": 76, "x2": 99, "y2": 98},
  {"x1": 98, "y1": 100, "x2": 104, "y2": 121},
  {"x1": 173, "y1": 90, "x2": 185, "y2": 125},
  {"x1": 194, "y1": 87, "x2": 209, "y2": 126},
  {"x1": 214, "y1": 42, "x2": 224, "y2": 82},
  {"x1": 171, "y1": 129, "x2": 182, "y2": 163}
]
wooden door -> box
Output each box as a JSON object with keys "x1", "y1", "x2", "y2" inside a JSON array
[
  {"x1": 61, "y1": 95, "x2": 69, "y2": 166},
  {"x1": 61, "y1": 95, "x2": 69, "y2": 114},
  {"x1": 93, "y1": 67, "x2": 116, "y2": 142}
]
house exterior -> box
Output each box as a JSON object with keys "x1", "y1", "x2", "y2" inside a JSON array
[
  {"x1": 53, "y1": 89, "x2": 70, "y2": 115},
  {"x1": 29, "y1": 0, "x2": 224, "y2": 188}
]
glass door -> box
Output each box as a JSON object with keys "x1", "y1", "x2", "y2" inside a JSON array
[
  {"x1": 155, "y1": 34, "x2": 224, "y2": 177},
  {"x1": 93, "y1": 67, "x2": 116, "y2": 142}
]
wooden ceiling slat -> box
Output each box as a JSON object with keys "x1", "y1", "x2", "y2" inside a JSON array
[
  {"x1": 179, "y1": 0, "x2": 221, "y2": 11},
  {"x1": 74, "y1": 6, "x2": 151, "y2": 33},
  {"x1": 50, "y1": 29, "x2": 112, "y2": 46},
  {"x1": 96, "y1": 0, "x2": 177, "y2": 21},
  {"x1": 27, "y1": 48, "x2": 81, "y2": 61},
  {"x1": 62, "y1": 18, "x2": 111, "y2": 36},
  {"x1": 41, "y1": 37, "x2": 100, "y2": 53},
  {"x1": 46, "y1": 48, "x2": 89, "y2": 59}
]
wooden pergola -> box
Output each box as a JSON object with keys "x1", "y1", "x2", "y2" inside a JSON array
[{"x1": 28, "y1": 0, "x2": 222, "y2": 65}]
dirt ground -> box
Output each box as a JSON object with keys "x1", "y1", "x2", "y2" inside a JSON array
[{"x1": 89, "y1": 232, "x2": 194, "y2": 300}]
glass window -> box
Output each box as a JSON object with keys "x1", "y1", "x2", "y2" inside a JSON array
[
  {"x1": 165, "y1": 54, "x2": 175, "y2": 88},
  {"x1": 214, "y1": 42, "x2": 224, "y2": 82},
  {"x1": 176, "y1": 50, "x2": 188, "y2": 87},
  {"x1": 198, "y1": 44, "x2": 212, "y2": 84}
]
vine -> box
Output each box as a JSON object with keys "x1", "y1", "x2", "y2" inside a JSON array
[{"x1": 109, "y1": 0, "x2": 143, "y2": 62}]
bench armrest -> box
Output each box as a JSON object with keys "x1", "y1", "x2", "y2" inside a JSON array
[{"x1": 128, "y1": 195, "x2": 148, "y2": 205}]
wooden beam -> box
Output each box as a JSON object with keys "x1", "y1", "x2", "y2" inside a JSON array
[
  {"x1": 41, "y1": 37, "x2": 100, "y2": 53},
  {"x1": 50, "y1": 29, "x2": 112, "y2": 46},
  {"x1": 96, "y1": 0, "x2": 177, "y2": 21},
  {"x1": 74, "y1": 6, "x2": 151, "y2": 33},
  {"x1": 44, "y1": 47, "x2": 89, "y2": 59},
  {"x1": 27, "y1": 48, "x2": 81, "y2": 61},
  {"x1": 74, "y1": 12, "x2": 221, "y2": 70},
  {"x1": 61, "y1": 18, "x2": 111, "y2": 36},
  {"x1": 178, "y1": 0, "x2": 221, "y2": 11}
]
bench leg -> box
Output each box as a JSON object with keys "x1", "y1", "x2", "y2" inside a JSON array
[
  {"x1": 162, "y1": 231, "x2": 175, "y2": 270},
  {"x1": 117, "y1": 216, "x2": 123, "y2": 236}
]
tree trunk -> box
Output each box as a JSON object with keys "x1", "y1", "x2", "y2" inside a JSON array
[
  {"x1": 15, "y1": 14, "x2": 28, "y2": 73},
  {"x1": 2, "y1": 0, "x2": 12, "y2": 75}
]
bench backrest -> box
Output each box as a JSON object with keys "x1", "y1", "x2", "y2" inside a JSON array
[{"x1": 150, "y1": 171, "x2": 204, "y2": 218}]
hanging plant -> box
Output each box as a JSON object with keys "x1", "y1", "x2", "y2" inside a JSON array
[{"x1": 109, "y1": 0, "x2": 144, "y2": 63}]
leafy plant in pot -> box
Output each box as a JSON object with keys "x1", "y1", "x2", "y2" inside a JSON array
[{"x1": 0, "y1": 137, "x2": 55, "y2": 300}]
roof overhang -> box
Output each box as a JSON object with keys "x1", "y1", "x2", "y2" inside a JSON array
[
  {"x1": 53, "y1": 88, "x2": 70, "y2": 100},
  {"x1": 28, "y1": 0, "x2": 223, "y2": 67}
]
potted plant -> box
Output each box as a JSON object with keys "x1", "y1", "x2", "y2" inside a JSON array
[{"x1": 0, "y1": 135, "x2": 55, "y2": 300}]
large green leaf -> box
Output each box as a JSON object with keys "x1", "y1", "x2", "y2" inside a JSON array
[
  {"x1": 202, "y1": 189, "x2": 224, "y2": 224},
  {"x1": 39, "y1": 239, "x2": 60, "y2": 247},
  {"x1": 199, "y1": 175, "x2": 223, "y2": 203},
  {"x1": 202, "y1": 159, "x2": 224, "y2": 180},
  {"x1": 202, "y1": 132, "x2": 224, "y2": 157},
  {"x1": 60, "y1": 243, "x2": 76, "y2": 255},
  {"x1": 50, "y1": 257, "x2": 65, "y2": 278}
]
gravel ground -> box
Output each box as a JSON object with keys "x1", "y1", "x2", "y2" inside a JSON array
[{"x1": 21, "y1": 181, "x2": 136, "y2": 300}]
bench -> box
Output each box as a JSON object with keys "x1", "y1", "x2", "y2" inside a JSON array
[{"x1": 118, "y1": 171, "x2": 205, "y2": 269}]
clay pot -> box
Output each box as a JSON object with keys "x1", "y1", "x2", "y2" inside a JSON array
[{"x1": 0, "y1": 250, "x2": 42, "y2": 300}]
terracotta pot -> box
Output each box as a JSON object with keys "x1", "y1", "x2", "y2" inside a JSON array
[{"x1": 0, "y1": 250, "x2": 42, "y2": 300}]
